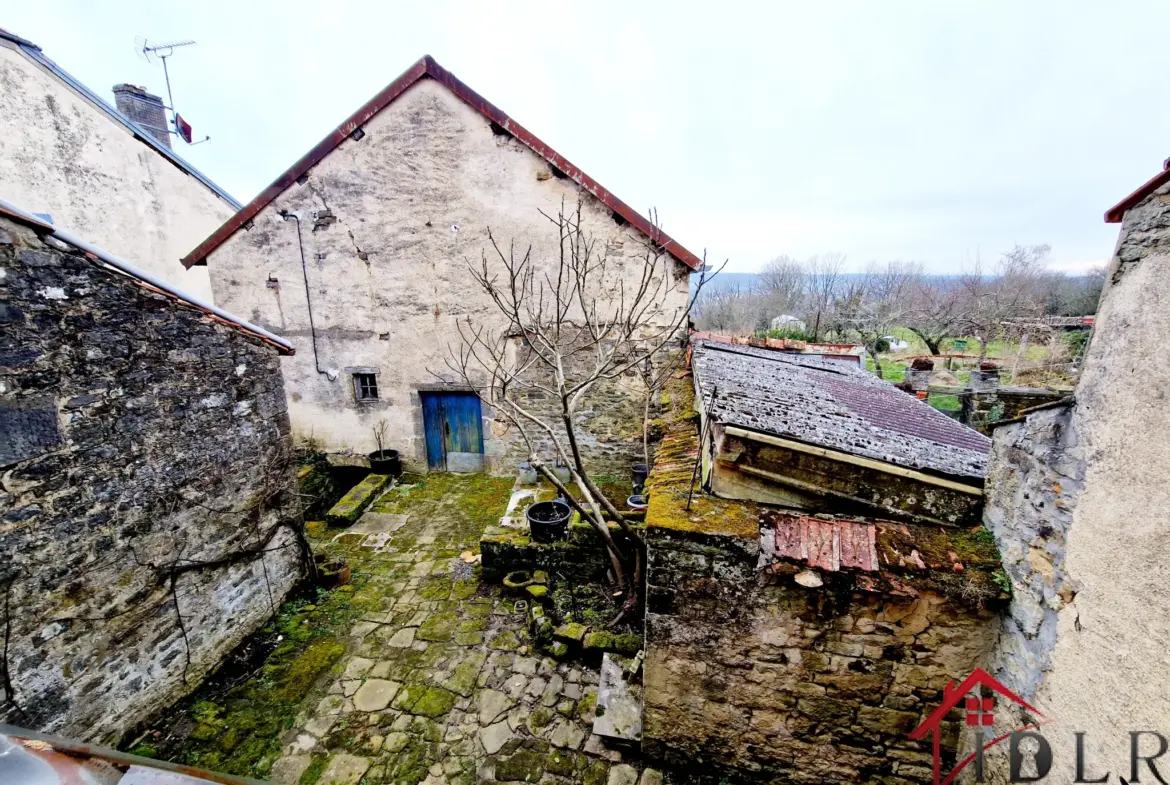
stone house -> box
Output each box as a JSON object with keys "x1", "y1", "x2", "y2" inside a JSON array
[
  {"x1": 0, "y1": 201, "x2": 305, "y2": 744},
  {"x1": 181, "y1": 55, "x2": 701, "y2": 474},
  {"x1": 975, "y1": 158, "x2": 1170, "y2": 781},
  {"x1": 640, "y1": 342, "x2": 1003, "y2": 783},
  {"x1": 0, "y1": 27, "x2": 239, "y2": 301}
]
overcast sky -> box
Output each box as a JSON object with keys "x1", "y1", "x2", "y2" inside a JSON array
[{"x1": 6, "y1": 1, "x2": 1168, "y2": 273}]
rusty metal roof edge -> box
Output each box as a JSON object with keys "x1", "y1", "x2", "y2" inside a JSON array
[
  {"x1": 0, "y1": 196, "x2": 293, "y2": 356},
  {"x1": 181, "y1": 55, "x2": 703, "y2": 270},
  {"x1": 1105, "y1": 160, "x2": 1170, "y2": 223}
]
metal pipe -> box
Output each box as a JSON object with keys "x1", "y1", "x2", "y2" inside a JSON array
[
  {"x1": 0, "y1": 196, "x2": 294, "y2": 354},
  {"x1": 279, "y1": 210, "x2": 331, "y2": 377}
]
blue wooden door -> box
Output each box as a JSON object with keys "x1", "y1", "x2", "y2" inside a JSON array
[{"x1": 421, "y1": 392, "x2": 484, "y2": 471}]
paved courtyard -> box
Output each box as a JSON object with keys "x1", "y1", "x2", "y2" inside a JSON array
[{"x1": 263, "y1": 473, "x2": 653, "y2": 785}]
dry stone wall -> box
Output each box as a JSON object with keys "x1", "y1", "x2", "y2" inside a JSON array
[
  {"x1": 643, "y1": 526, "x2": 998, "y2": 784},
  {"x1": 0, "y1": 216, "x2": 305, "y2": 743}
]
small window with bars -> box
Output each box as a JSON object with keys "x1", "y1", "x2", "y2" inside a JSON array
[{"x1": 353, "y1": 373, "x2": 379, "y2": 402}]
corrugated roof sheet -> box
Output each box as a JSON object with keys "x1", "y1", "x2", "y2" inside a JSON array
[{"x1": 692, "y1": 339, "x2": 989, "y2": 479}]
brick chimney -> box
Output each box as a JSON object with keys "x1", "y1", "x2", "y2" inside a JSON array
[{"x1": 111, "y1": 84, "x2": 171, "y2": 149}]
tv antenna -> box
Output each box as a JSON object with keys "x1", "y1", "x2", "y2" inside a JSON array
[{"x1": 133, "y1": 37, "x2": 209, "y2": 145}]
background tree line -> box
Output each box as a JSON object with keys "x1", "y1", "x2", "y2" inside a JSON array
[{"x1": 693, "y1": 245, "x2": 1105, "y2": 372}]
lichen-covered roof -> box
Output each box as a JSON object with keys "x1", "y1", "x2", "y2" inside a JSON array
[
  {"x1": 644, "y1": 375, "x2": 761, "y2": 540},
  {"x1": 692, "y1": 340, "x2": 990, "y2": 480}
]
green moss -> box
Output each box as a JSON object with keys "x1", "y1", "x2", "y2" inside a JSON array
[
  {"x1": 416, "y1": 612, "x2": 458, "y2": 642},
  {"x1": 441, "y1": 654, "x2": 485, "y2": 697},
  {"x1": 276, "y1": 638, "x2": 346, "y2": 700},
  {"x1": 582, "y1": 631, "x2": 614, "y2": 651},
  {"x1": 612, "y1": 633, "x2": 642, "y2": 655},
  {"x1": 494, "y1": 750, "x2": 546, "y2": 782},
  {"x1": 491, "y1": 630, "x2": 521, "y2": 651},
  {"x1": 418, "y1": 577, "x2": 453, "y2": 600},
  {"x1": 575, "y1": 691, "x2": 597, "y2": 721},
  {"x1": 128, "y1": 744, "x2": 157, "y2": 759},
  {"x1": 583, "y1": 759, "x2": 609, "y2": 785},
  {"x1": 409, "y1": 687, "x2": 456, "y2": 717},
  {"x1": 299, "y1": 755, "x2": 328, "y2": 785},
  {"x1": 549, "y1": 641, "x2": 569, "y2": 660},
  {"x1": 528, "y1": 705, "x2": 555, "y2": 730},
  {"x1": 326, "y1": 473, "x2": 392, "y2": 525},
  {"x1": 526, "y1": 585, "x2": 548, "y2": 599},
  {"x1": 554, "y1": 622, "x2": 587, "y2": 643}
]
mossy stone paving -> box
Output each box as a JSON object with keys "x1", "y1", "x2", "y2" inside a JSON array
[{"x1": 163, "y1": 472, "x2": 652, "y2": 785}]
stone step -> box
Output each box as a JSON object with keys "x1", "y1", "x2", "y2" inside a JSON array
[{"x1": 326, "y1": 474, "x2": 392, "y2": 526}]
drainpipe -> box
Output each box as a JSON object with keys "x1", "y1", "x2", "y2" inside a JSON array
[{"x1": 280, "y1": 210, "x2": 337, "y2": 380}]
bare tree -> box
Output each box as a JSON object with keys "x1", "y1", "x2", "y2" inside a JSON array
[
  {"x1": 904, "y1": 276, "x2": 967, "y2": 355},
  {"x1": 442, "y1": 202, "x2": 719, "y2": 615},
  {"x1": 693, "y1": 281, "x2": 754, "y2": 333},
  {"x1": 802, "y1": 252, "x2": 846, "y2": 341},
  {"x1": 836, "y1": 261, "x2": 920, "y2": 377},
  {"x1": 959, "y1": 245, "x2": 1049, "y2": 361},
  {"x1": 757, "y1": 254, "x2": 805, "y2": 326}
]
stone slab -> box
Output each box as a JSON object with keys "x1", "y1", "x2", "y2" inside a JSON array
[
  {"x1": 593, "y1": 654, "x2": 642, "y2": 742},
  {"x1": 326, "y1": 474, "x2": 392, "y2": 525}
]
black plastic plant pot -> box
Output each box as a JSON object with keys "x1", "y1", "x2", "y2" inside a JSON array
[
  {"x1": 631, "y1": 463, "x2": 649, "y2": 493},
  {"x1": 368, "y1": 449, "x2": 401, "y2": 477},
  {"x1": 527, "y1": 500, "x2": 572, "y2": 543}
]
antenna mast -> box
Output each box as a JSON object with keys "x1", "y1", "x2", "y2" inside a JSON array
[{"x1": 135, "y1": 37, "x2": 209, "y2": 145}]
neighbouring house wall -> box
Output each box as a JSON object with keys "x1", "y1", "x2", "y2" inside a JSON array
[
  {"x1": 983, "y1": 402, "x2": 1082, "y2": 702},
  {"x1": 979, "y1": 182, "x2": 1170, "y2": 779},
  {"x1": 643, "y1": 525, "x2": 998, "y2": 785},
  {"x1": 204, "y1": 78, "x2": 691, "y2": 474},
  {"x1": 0, "y1": 217, "x2": 305, "y2": 744},
  {"x1": 0, "y1": 42, "x2": 236, "y2": 301}
]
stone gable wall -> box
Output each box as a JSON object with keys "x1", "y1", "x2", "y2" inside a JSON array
[
  {"x1": 643, "y1": 526, "x2": 998, "y2": 784},
  {"x1": 0, "y1": 217, "x2": 305, "y2": 743},
  {"x1": 204, "y1": 78, "x2": 691, "y2": 473}
]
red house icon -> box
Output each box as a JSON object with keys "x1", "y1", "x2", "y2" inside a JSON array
[{"x1": 909, "y1": 668, "x2": 1044, "y2": 785}]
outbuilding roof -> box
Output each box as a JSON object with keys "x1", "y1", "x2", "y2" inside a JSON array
[
  {"x1": 0, "y1": 27, "x2": 240, "y2": 211},
  {"x1": 692, "y1": 339, "x2": 990, "y2": 480},
  {"x1": 181, "y1": 55, "x2": 702, "y2": 270}
]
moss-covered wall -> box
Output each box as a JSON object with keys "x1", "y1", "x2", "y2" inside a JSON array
[{"x1": 643, "y1": 524, "x2": 999, "y2": 784}]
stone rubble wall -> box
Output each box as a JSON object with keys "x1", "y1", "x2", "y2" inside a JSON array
[
  {"x1": 982, "y1": 402, "x2": 1082, "y2": 702},
  {"x1": 643, "y1": 526, "x2": 998, "y2": 784},
  {"x1": 0, "y1": 217, "x2": 305, "y2": 744}
]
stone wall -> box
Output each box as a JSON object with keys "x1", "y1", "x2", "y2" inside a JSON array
[
  {"x1": 976, "y1": 178, "x2": 1170, "y2": 780},
  {"x1": 983, "y1": 401, "x2": 1082, "y2": 702},
  {"x1": 960, "y1": 387, "x2": 1066, "y2": 433},
  {"x1": 643, "y1": 525, "x2": 999, "y2": 784},
  {"x1": 204, "y1": 78, "x2": 691, "y2": 473},
  {"x1": 0, "y1": 216, "x2": 305, "y2": 744}
]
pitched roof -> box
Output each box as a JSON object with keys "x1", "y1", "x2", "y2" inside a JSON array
[
  {"x1": 692, "y1": 339, "x2": 990, "y2": 480},
  {"x1": 181, "y1": 55, "x2": 702, "y2": 270},
  {"x1": 0, "y1": 27, "x2": 240, "y2": 211},
  {"x1": 0, "y1": 197, "x2": 291, "y2": 355},
  {"x1": 1104, "y1": 156, "x2": 1170, "y2": 223}
]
